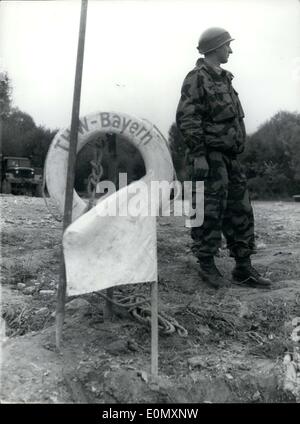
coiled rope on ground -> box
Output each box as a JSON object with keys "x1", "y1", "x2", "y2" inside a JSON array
[{"x1": 95, "y1": 290, "x2": 188, "y2": 337}]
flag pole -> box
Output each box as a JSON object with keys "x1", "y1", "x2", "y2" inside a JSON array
[
  {"x1": 150, "y1": 214, "x2": 159, "y2": 376},
  {"x1": 151, "y1": 279, "x2": 159, "y2": 376},
  {"x1": 103, "y1": 134, "x2": 117, "y2": 321},
  {"x1": 56, "y1": 0, "x2": 88, "y2": 350}
]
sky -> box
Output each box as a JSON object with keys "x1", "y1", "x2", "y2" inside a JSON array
[{"x1": 1, "y1": 0, "x2": 300, "y2": 138}]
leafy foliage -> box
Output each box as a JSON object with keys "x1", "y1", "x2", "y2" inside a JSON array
[
  {"x1": 0, "y1": 72, "x2": 12, "y2": 118},
  {"x1": 2, "y1": 107, "x2": 57, "y2": 168},
  {"x1": 241, "y1": 111, "x2": 300, "y2": 198},
  {"x1": 1, "y1": 73, "x2": 57, "y2": 170}
]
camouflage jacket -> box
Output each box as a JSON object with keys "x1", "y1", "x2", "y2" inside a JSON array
[{"x1": 176, "y1": 58, "x2": 246, "y2": 157}]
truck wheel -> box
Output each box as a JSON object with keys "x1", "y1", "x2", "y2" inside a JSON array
[{"x1": 2, "y1": 180, "x2": 11, "y2": 194}]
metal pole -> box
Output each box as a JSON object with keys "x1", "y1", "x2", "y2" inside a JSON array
[
  {"x1": 56, "y1": 0, "x2": 88, "y2": 350},
  {"x1": 151, "y1": 279, "x2": 158, "y2": 376},
  {"x1": 104, "y1": 134, "x2": 117, "y2": 321},
  {"x1": 0, "y1": 75, "x2": 4, "y2": 192},
  {"x1": 0, "y1": 114, "x2": 3, "y2": 192}
]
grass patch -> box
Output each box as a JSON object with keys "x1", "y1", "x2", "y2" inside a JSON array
[
  {"x1": 7, "y1": 260, "x2": 37, "y2": 285},
  {"x1": 2, "y1": 304, "x2": 54, "y2": 337},
  {"x1": 180, "y1": 292, "x2": 298, "y2": 358},
  {"x1": 1, "y1": 230, "x2": 25, "y2": 245}
]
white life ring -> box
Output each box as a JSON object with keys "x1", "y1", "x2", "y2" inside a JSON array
[{"x1": 45, "y1": 111, "x2": 174, "y2": 221}]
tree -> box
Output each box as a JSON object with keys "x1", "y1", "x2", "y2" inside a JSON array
[
  {"x1": 0, "y1": 72, "x2": 12, "y2": 118},
  {"x1": 2, "y1": 108, "x2": 37, "y2": 157},
  {"x1": 22, "y1": 125, "x2": 57, "y2": 167},
  {"x1": 1, "y1": 72, "x2": 58, "y2": 170},
  {"x1": 241, "y1": 111, "x2": 300, "y2": 198}
]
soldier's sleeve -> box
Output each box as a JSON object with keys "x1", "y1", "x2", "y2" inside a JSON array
[{"x1": 176, "y1": 69, "x2": 206, "y2": 157}]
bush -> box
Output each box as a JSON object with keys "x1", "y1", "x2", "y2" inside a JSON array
[{"x1": 248, "y1": 174, "x2": 292, "y2": 200}]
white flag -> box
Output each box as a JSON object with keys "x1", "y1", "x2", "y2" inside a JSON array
[{"x1": 63, "y1": 175, "x2": 159, "y2": 295}]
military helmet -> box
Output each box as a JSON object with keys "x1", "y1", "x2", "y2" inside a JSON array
[{"x1": 197, "y1": 27, "x2": 234, "y2": 54}]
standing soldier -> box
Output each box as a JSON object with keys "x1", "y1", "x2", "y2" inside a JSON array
[{"x1": 176, "y1": 27, "x2": 271, "y2": 289}]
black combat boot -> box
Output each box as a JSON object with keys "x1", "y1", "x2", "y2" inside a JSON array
[
  {"x1": 232, "y1": 257, "x2": 271, "y2": 288},
  {"x1": 198, "y1": 257, "x2": 231, "y2": 289}
]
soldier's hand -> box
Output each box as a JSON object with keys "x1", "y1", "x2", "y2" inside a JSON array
[
  {"x1": 233, "y1": 144, "x2": 245, "y2": 154},
  {"x1": 194, "y1": 156, "x2": 209, "y2": 179}
]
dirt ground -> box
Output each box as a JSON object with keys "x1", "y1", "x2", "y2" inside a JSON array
[{"x1": 1, "y1": 194, "x2": 300, "y2": 403}]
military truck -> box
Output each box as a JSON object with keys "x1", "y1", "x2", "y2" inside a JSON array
[{"x1": 0, "y1": 155, "x2": 43, "y2": 196}]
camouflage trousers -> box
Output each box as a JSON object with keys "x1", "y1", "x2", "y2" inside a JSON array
[{"x1": 190, "y1": 151, "x2": 256, "y2": 259}]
